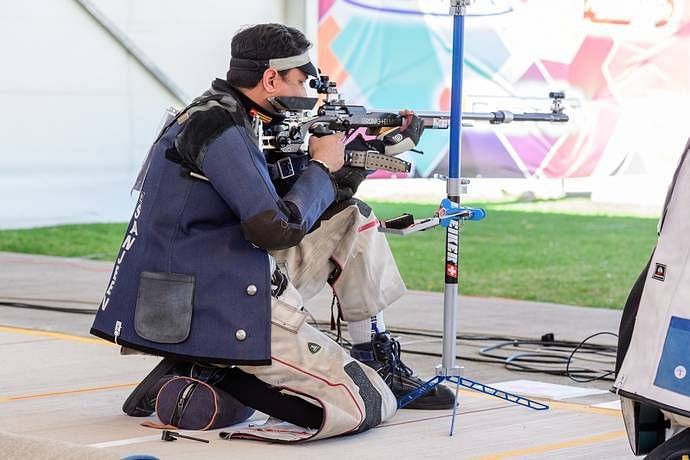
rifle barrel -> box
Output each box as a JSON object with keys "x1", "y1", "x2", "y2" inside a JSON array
[{"x1": 413, "y1": 110, "x2": 569, "y2": 127}]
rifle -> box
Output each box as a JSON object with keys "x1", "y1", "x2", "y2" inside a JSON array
[{"x1": 261, "y1": 74, "x2": 568, "y2": 175}]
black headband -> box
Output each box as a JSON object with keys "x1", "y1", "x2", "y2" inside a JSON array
[{"x1": 229, "y1": 57, "x2": 269, "y2": 72}]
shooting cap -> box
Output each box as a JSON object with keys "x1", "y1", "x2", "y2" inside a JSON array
[{"x1": 229, "y1": 50, "x2": 318, "y2": 79}]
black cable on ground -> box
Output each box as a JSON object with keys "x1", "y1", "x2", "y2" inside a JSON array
[
  {"x1": 0, "y1": 301, "x2": 96, "y2": 315},
  {"x1": 307, "y1": 319, "x2": 618, "y2": 382},
  {"x1": 565, "y1": 331, "x2": 618, "y2": 383}
]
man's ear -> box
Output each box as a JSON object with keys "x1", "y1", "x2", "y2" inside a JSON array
[{"x1": 261, "y1": 68, "x2": 280, "y2": 94}]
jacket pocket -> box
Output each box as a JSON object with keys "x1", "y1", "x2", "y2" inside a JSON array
[
  {"x1": 271, "y1": 299, "x2": 307, "y2": 334},
  {"x1": 134, "y1": 271, "x2": 195, "y2": 343}
]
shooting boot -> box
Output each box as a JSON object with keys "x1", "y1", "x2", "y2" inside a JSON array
[
  {"x1": 350, "y1": 332, "x2": 455, "y2": 410},
  {"x1": 122, "y1": 358, "x2": 190, "y2": 417}
]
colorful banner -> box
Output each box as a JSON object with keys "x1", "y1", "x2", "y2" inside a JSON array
[{"x1": 318, "y1": 0, "x2": 690, "y2": 179}]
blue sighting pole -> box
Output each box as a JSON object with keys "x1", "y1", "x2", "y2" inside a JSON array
[
  {"x1": 439, "y1": 0, "x2": 468, "y2": 436},
  {"x1": 442, "y1": 0, "x2": 467, "y2": 373}
]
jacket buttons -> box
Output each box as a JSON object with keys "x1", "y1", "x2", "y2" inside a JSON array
[
  {"x1": 246, "y1": 284, "x2": 257, "y2": 296},
  {"x1": 235, "y1": 329, "x2": 247, "y2": 341}
]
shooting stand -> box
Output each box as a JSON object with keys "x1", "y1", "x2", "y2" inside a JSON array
[{"x1": 378, "y1": 0, "x2": 567, "y2": 435}]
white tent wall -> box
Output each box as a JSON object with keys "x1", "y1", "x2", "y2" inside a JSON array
[{"x1": 0, "y1": 0, "x2": 313, "y2": 229}]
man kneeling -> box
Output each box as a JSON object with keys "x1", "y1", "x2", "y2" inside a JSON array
[{"x1": 90, "y1": 23, "x2": 453, "y2": 442}]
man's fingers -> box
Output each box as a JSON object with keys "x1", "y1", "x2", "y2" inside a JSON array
[{"x1": 398, "y1": 109, "x2": 415, "y2": 132}]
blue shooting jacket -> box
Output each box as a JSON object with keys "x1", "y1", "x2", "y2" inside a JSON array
[{"x1": 90, "y1": 86, "x2": 336, "y2": 364}]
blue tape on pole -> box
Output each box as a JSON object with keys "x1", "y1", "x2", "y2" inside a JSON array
[{"x1": 448, "y1": 13, "x2": 465, "y2": 181}]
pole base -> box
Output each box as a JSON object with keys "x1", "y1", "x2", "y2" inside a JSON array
[
  {"x1": 397, "y1": 373, "x2": 549, "y2": 436},
  {"x1": 436, "y1": 365, "x2": 463, "y2": 377}
]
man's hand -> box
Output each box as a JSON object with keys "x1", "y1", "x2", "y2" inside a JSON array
[
  {"x1": 309, "y1": 133, "x2": 345, "y2": 173},
  {"x1": 333, "y1": 166, "x2": 370, "y2": 202}
]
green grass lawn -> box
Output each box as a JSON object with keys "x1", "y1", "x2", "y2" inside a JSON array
[{"x1": 0, "y1": 200, "x2": 659, "y2": 309}]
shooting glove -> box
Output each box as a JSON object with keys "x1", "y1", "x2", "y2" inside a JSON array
[
  {"x1": 333, "y1": 166, "x2": 370, "y2": 202},
  {"x1": 376, "y1": 114, "x2": 424, "y2": 156}
]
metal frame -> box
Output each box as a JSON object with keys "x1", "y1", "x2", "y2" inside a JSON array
[{"x1": 72, "y1": 0, "x2": 189, "y2": 105}]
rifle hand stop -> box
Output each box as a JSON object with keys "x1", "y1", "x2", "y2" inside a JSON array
[{"x1": 378, "y1": 198, "x2": 485, "y2": 236}]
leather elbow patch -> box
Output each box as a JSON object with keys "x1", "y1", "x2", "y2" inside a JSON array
[{"x1": 242, "y1": 210, "x2": 306, "y2": 250}]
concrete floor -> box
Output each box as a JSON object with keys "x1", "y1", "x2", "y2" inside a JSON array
[{"x1": 0, "y1": 252, "x2": 635, "y2": 459}]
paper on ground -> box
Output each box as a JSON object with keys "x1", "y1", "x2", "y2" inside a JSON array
[{"x1": 488, "y1": 379, "x2": 609, "y2": 400}]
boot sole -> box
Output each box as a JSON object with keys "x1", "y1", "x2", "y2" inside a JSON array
[
  {"x1": 401, "y1": 398, "x2": 457, "y2": 410},
  {"x1": 397, "y1": 383, "x2": 457, "y2": 410}
]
